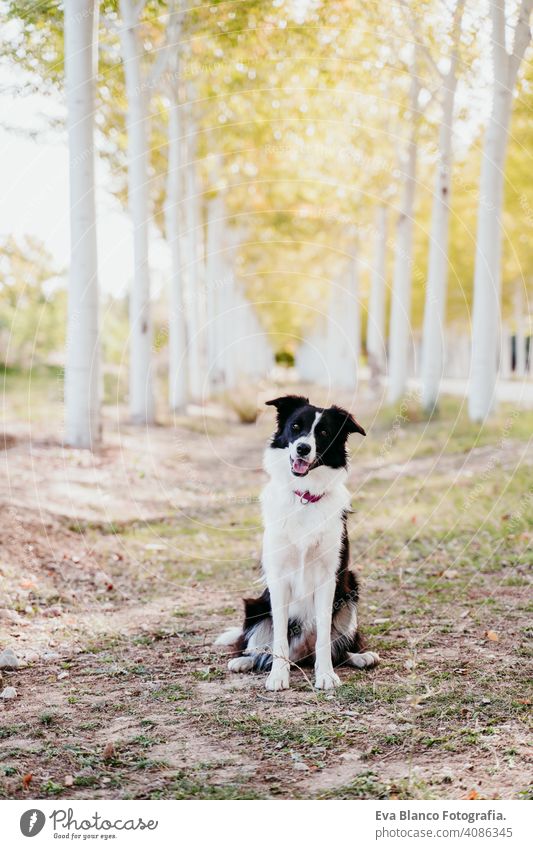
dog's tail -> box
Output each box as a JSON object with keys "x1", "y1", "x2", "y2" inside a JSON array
[{"x1": 214, "y1": 626, "x2": 242, "y2": 647}]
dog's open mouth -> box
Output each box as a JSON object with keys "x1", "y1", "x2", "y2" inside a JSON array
[{"x1": 290, "y1": 457, "x2": 312, "y2": 476}]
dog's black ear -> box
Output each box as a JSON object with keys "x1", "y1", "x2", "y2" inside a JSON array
[
  {"x1": 266, "y1": 395, "x2": 309, "y2": 429},
  {"x1": 330, "y1": 405, "x2": 366, "y2": 437}
]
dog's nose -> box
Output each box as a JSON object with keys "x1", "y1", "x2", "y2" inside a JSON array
[{"x1": 296, "y1": 443, "x2": 311, "y2": 457}]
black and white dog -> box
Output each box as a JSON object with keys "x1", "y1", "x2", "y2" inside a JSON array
[{"x1": 216, "y1": 395, "x2": 379, "y2": 691}]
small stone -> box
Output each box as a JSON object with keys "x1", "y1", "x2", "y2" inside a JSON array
[
  {"x1": 0, "y1": 686, "x2": 17, "y2": 700},
  {"x1": 42, "y1": 606, "x2": 62, "y2": 618},
  {"x1": 64, "y1": 775, "x2": 74, "y2": 787},
  {"x1": 57, "y1": 671, "x2": 69, "y2": 680},
  {"x1": 41, "y1": 651, "x2": 60, "y2": 661},
  {"x1": 0, "y1": 648, "x2": 20, "y2": 670},
  {"x1": 293, "y1": 762, "x2": 310, "y2": 771}
]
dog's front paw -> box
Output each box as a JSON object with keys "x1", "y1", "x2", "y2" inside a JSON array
[
  {"x1": 266, "y1": 668, "x2": 289, "y2": 691},
  {"x1": 314, "y1": 669, "x2": 341, "y2": 690},
  {"x1": 228, "y1": 656, "x2": 254, "y2": 673}
]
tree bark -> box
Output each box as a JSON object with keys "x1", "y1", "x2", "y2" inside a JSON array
[
  {"x1": 327, "y1": 252, "x2": 360, "y2": 390},
  {"x1": 119, "y1": 0, "x2": 154, "y2": 424},
  {"x1": 166, "y1": 86, "x2": 188, "y2": 412},
  {"x1": 367, "y1": 204, "x2": 388, "y2": 385},
  {"x1": 421, "y1": 0, "x2": 464, "y2": 411},
  {"x1": 514, "y1": 285, "x2": 527, "y2": 377},
  {"x1": 165, "y1": 8, "x2": 188, "y2": 413},
  {"x1": 388, "y1": 49, "x2": 420, "y2": 404},
  {"x1": 64, "y1": 0, "x2": 100, "y2": 448},
  {"x1": 205, "y1": 191, "x2": 225, "y2": 392},
  {"x1": 183, "y1": 102, "x2": 205, "y2": 402},
  {"x1": 468, "y1": 0, "x2": 532, "y2": 420}
]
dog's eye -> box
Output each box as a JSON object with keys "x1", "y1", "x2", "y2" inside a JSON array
[
  {"x1": 291, "y1": 423, "x2": 300, "y2": 432},
  {"x1": 320, "y1": 429, "x2": 328, "y2": 437}
]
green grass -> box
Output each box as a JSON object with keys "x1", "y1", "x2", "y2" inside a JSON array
[{"x1": 318, "y1": 771, "x2": 410, "y2": 800}]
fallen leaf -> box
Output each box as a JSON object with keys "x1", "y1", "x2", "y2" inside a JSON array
[
  {"x1": 22, "y1": 773, "x2": 33, "y2": 789},
  {"x1": 102, "y1": 742, "x2": 115, "y2": 761},
  {"x1": 467, "y1": 789, "x2": 479, "y2": 799},
  {"x1": 485, "y1": 630, "x2": 499, "y2": 642}
]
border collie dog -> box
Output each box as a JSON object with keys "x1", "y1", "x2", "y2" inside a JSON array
[{"x1": 216, "y1": 395, "x2": 379, "y2": 691}]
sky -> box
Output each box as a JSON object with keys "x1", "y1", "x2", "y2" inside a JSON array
[{"x1": 0, "y1": 65, "x2": 168, "y2": 298}]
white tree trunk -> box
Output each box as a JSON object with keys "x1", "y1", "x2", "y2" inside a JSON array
[
  {"x1": 421, "y1": 1, "x2": 463, "y2": 411},
  {"x1": 327, "y1": 254, "x2": 360, "y2": 390},
  {"x1": 514, "y1": 285, "x2": 527, "y2": 377},
  {"x1": 184, "y1": 108, "x2": 205, "y2": 402},
  {"x1": 205, "y1": 191, "x2": 225, "y2": 391},
  {"x1": 64, "y1": 0, "x2": 100, "y2": 448},
  {"x1": 500, "y1": 324, "x2": 512, "y2": 379},
  {"x1": 469, "y1": 0, "x2": 532, "y2": 420},
  {"x1": 165, "y1": 85, "x2": 188, "y2": 412},
  {"x1": 367, "y1": 205, "x2": 388, "y2": 380},
  {"x1": 119, "y1": 0, "x2": 154, "y2": 424},
  {"x1": 388, "y1": 51, "x2": 420, "y2": 403}
]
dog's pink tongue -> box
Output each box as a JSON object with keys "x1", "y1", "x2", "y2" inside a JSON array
[{"x1": 292, "y1": 458, "x2": 309, "y2": 474}]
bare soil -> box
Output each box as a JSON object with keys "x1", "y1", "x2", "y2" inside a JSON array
[{"x1": 0, "y1": 399, "x2": 531, "y2": 800}]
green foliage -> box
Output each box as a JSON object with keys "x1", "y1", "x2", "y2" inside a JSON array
[
  {"x1": 0, "y1": 235, "x2": 66, "y2": 367},
  {"x1": 1, "y1": 0, "x2": 532, "y2": 346}
]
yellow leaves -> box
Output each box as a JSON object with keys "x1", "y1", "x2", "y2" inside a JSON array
[{"x1": 485, "y1": 630, "x2": 499, "y2": 642}]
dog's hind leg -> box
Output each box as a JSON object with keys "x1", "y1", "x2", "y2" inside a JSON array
[
  {"x1": 345, "y1": 651, "x2": 380, "y2": 669},
  {"x1": 215, "y1": 627, "x2": 242, "y2": 646}
]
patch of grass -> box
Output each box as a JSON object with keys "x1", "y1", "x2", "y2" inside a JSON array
[
  {"x1": 63, "y1": 745, "x2": 99, "y2": 768},
  {"x1": 2, "y1": 766, "x2": 17, "y2": 776},
  {"x1": 0, "y1": 725, "x2": 25, "y2": 740},
  {"x1": 151, "y1": 683, "x2": 191, "y2": 702},
  {"x1": 191, "y1": 667, "x2": 225, "y2": 682},
  {"x1": 167, "y1": 770, "x2": 264, "y2": 800},
  {"x1": 41, "y1": 780, "x2": 64, "y2": 796},
  {"x1": 219, "y1": 712, "x2": 347, "y2": 754},
  {"x1": 336, "y1": 681, "x2": 409, "y2": 705},
  {"x1": 39, "y1": 712, "x2": 58, "y2": 727},
  {"x1": 73, "y1": 775, "x2": 99, "y2": 788},
  {"x1": 318, "y1": 771, "x2": 402, "y2": 800},
  {"x1": 131, "y1": 734, "x2": 159, "y2": 749}
]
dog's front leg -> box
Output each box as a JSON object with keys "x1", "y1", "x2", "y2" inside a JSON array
[
  {"x1": 265, "y1": 577, "x2": 290, "y2": 691},
  {"x1": 314, "y1": 575, "x2": 341, "y2": 690}
]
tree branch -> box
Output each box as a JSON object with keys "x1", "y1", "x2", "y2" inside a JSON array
[
  {"x1": 509, "y1": 0, "x2": 533, "y2": 83},
  {"x1": 490, "y1": 0, "x2": 509, "y2": 84}
]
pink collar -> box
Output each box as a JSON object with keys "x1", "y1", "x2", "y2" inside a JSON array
[{"x1": 294, "y1": 489, "x2": 324, "y2": 504}]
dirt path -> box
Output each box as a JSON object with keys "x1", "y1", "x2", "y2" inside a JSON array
[{"x1": 1, "y1": 410, "x2": 531, "y2": 800}]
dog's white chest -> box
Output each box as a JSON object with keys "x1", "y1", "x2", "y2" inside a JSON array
[{"x1": 285, "y1": 499, "x2": 331, "y2": 550}]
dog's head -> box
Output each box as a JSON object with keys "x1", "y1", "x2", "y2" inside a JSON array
[{"x1": 265, "y1": 395, "x2": 365, "y2": 478}]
